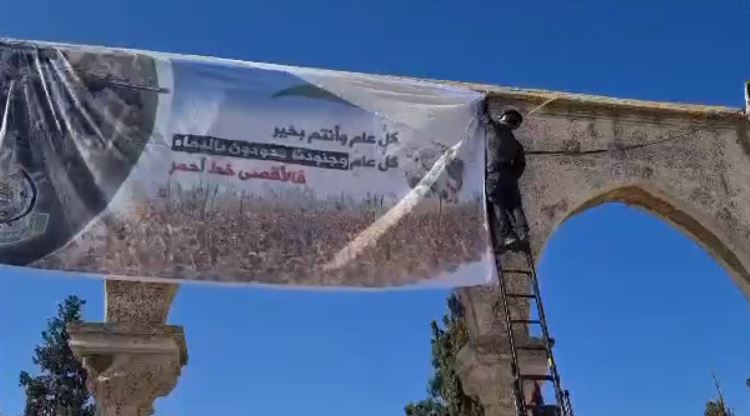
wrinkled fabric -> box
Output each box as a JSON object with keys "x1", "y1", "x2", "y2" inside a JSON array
[
  {"x1": 0, "y1": 40, "x2": 158, "y2": 266},
  {"x1": 0, "y1": 38, "x2": 499, "y2": 289}
]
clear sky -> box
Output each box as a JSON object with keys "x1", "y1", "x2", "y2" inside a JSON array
[{"x1": 1, "y1": 1, "x2": 749, "y2": 415}]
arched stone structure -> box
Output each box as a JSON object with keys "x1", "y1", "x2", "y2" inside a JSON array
[
  {"x1": 456, "y1": 88, "x2": 750, "y2": 416},
  {"x1": 75, "y1": 82, "x2": 750, "y2": 415}
]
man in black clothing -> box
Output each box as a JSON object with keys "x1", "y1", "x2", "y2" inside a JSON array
[{"x1": 482, "y1": 102, "x2": 529, "y2": 252}]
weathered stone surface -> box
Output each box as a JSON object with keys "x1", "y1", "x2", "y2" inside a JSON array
[
  {"x1": 457, "y1": 251, "x2": 548, "y2": 416},
  {"x1": 455, "y1": 333, "x2": 548, "y2": 416},
  {"x1": 67, "y1": 280, "x2": 182, "y2": 415},
  {"x1": 105, "y1": 281, "x2": 178, "y2": 324},
  {"x1": 457, "y1": 88, "x2": 750, "y2": 415},
  {"x1": 67, "y1": 323, "x2": 187, "y2": 416},
  {"x1": 484, "y1": 91, "x2": 750, "y2": 294}
]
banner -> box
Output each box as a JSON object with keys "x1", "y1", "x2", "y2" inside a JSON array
[{"x1": 0, "y1": 38, "x2": 494, "y2": 288}]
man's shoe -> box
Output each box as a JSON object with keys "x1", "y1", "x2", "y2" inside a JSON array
[{"x1": 517, "y1": 238, "x2": 530, "y2": 250}]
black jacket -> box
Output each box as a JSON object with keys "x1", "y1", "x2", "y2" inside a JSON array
[{"x1": 482, "y1": 114, "x2": 526, "y2": 181}]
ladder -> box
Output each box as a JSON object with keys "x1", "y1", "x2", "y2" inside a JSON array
[{"x1": 495, "y1": 247, "x2": 575, "y2": 416}]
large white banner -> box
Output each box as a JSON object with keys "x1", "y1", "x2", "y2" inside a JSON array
[{"x1": 0, "y1": 38, "x2": 495, "y2": 288}]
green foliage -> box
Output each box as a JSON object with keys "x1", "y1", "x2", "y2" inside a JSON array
[
  {"x1": 405, "y1": 398, "x2": 448, "y2": 416},
  {"x1": 405, "y1": 294, "x2": 484, "y2": 416},
  {"x1": 704, "y1": 400, "x2": 734, "y2": 416},
  {"x1": 18, "y1": 296, "x2": 94, "y2": 416}
]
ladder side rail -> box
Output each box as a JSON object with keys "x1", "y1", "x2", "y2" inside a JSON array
[
  {"x1": 524, "y1": 250, "x2": 570, "y2": 415},
  {"x1": 497, "y1": 260, "x2": 529, "y2": 416}
]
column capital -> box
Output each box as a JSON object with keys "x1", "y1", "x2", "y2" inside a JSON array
[
  {"x1": 67, "y1": 323, "x2": 187, "y2": 416},
  {"x1": 105, "y1": 281, "x2": 178, "y2": 324}
]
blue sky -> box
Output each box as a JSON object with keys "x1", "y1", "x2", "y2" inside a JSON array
[{"x1": 1, "y1": 0, "x2": 749, "y2": 415}]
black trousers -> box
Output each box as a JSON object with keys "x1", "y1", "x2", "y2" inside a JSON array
[{"x1": 486, "y1": 178, "x2": 529, "y2": 243}]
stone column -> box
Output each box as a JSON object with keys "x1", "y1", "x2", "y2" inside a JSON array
[
  {"x1": 104, "y1": 280, "x2": 178, "y2": 325},
  {"x1": 68, "y1": 323, "x2": 187, "y2": 416},
  {"x1": 68, "y1": 281, "x2": 185, "y2": 416},
  {"x1": 455, "y1": 252, "x2": 548, "y2": 416}
]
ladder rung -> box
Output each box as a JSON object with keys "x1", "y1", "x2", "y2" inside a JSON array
[
  {"x1": 526, "y1": 404, "x2": 563, "y2": 414},
  {"x1": 520, "y1": 374, "x2": 554, "y2": 382},
  {"x1": 510, "y1": 319, "x2": 541, "y2": 325},
  {"x1": 506, "y1": 293, "x2": 535, "y2": 299},
  {"x1": 525, "y1": 404, "x2": 545, "y2": 410},
  {"x1": 502, "y1": 269, "x2": 532, "y2": 275},
  {"x1": 517, "y1": 344, "x2": 548, "y2": 351}
]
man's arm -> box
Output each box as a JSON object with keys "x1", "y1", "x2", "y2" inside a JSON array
[{"x1": 513, "y1": 141, "x2": 526, "y2": 179}]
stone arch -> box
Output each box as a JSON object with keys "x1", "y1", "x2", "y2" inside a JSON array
[
  {"x1": 475, "y1": 91, "x2": 750, "y2": 300},
  {"x1": 535, "y1": 182, "x2": 750, "y2": 299},
  {"x1": 456, "y1": 91, "x2": 750, "y2": 416}
]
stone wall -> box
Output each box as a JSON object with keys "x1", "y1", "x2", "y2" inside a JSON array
[{"x1": 456, "y1": 86, "x2": 750, "y2": 415}]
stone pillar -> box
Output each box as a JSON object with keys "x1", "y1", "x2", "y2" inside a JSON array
[
  {"x1": 68, "y1": 323, "x2": 187, "y2": 416},
  {"x1": 68, "y1": 281, "x2": 184, "y2": 416},
  {"x1": 105, "y1": 280, "x2": 178, "y2": 324},
  {"x1": 455, "y1": 252, "x2": 548, "y2": 416}
]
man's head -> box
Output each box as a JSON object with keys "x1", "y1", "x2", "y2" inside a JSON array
[{"x1": 497, "y1": 108, "x2": 523, "y2": 130}]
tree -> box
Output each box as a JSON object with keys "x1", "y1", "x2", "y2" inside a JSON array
[
  {"x1": 18, "y1": 296, "x2": 94, "y2": 416},
  {"x1": 705, "y1": 373, "x2": 735, "y2": 416},
  {"x1": 704, "y1": 400, "x2": 734, "y2": 416},
  {"x1": 405, "y1": 294, "x2": 484, "y2": 416}
]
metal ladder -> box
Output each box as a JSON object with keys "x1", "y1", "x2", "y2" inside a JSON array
[{"x1": 495, "y1": 247, "x2": 575, "y2": 416}]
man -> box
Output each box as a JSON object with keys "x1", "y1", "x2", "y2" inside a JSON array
[{"x1": 482, "y1": 101, "x2": 529, "y2": 252}]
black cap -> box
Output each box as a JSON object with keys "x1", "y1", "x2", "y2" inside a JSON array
[{"x1": 501, "y1": 108, "x2": 523, "y2": 125}]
